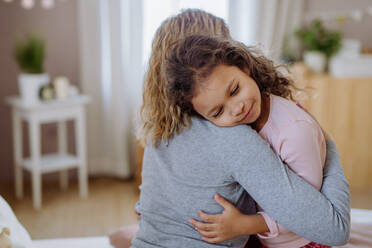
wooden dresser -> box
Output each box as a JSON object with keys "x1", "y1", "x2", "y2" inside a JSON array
[{"x1": 291, "y1": 63, "x2": 372, "y2": 191}]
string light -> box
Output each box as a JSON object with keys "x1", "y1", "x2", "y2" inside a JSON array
[
  {"x1": 21, "y1": 0, "x2": 34, "y2": 9},
  {"x1": 3, "y1": 0, "x2": 63, "y2": 9},
  {"x1": 41, "y1": 0, "x2": 54, "y2": 9}
]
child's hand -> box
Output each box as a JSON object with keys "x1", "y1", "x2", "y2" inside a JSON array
[{"x1": 189, "y1": 194, "x2": 246, "y2": 243}]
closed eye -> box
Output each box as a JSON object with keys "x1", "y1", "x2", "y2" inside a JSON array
[
  {"x1": 230, "y1": 84, "x2": 239, "y2": 96},
  {"x1": 213, "y1": 107, "x2": 223, "y2": 118}
]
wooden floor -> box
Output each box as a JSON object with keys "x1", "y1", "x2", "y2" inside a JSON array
[
  {"x1": 1, "y1": 178, "x2": 371, "y2": 240},
  {"x1": 0, "y1": 177, "x2": 139, "y2": 239}
]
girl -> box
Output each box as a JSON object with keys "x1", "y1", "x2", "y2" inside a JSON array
[{"x1": 165, "y1": 35, "x2": 329, "y2": 248}]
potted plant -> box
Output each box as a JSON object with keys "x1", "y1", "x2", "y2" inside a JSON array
[
  {"x1": 14, "y1": 34, "x2": 49, "y2": 104},
  {"x1": 295, "y1": 19, "x2": 342, "y2": 73}
]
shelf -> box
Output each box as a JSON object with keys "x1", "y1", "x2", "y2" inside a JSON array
[{"x1": 23, "y1": 153, "x2": 80, "y2": 173}]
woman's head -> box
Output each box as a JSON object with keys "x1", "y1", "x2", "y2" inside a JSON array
[
  {"x1": 166, "y1": 35, "x2": 296, "y2": 127},
  {"x1": 140, "y1": 9, "x2": 231, "y2": 146}
]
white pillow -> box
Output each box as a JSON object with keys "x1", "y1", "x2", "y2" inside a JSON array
[{"x1": 0, "y1": 196, "x2": 32, "y2": 248}]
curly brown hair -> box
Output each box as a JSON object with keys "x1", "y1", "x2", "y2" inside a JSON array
[
  {"x1": 139, "y1": 9, "x2": 231, "y2": 147},
  {"x1": 166, "y1": 35, "x2": 297, "y2": 118}
]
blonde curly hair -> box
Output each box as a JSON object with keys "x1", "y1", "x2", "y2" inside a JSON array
[{"x1": 139, "y1": 9, "x2": 231, "y2": 146}]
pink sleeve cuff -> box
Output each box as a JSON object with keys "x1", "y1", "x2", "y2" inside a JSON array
[{"x1": 256, "y1": 212, "x2": 279, "y2": 239}]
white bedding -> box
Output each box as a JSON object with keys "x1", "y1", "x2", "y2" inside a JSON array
[
  {"x1": 29, "y1": 209, "x2": 372, "y2": 248},
  {"x1": 31, "y1": 236, "x2": 112, "y2": 248}
]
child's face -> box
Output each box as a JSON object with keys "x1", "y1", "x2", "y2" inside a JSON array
[{"x1": 191, "y1": 65, "x2": 262, "y2": 127}]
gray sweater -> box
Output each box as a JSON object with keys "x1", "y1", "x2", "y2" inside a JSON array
[{"x1": 132, "y1": 118, "x2": 350, "y2": 248}]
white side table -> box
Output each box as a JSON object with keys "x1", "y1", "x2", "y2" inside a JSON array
[{"x1": 5, "y1": 95, "x2": 91, "y2": 210}]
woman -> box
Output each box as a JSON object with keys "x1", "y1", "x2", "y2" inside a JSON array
[{"x1": 112, "y1": 9, "x2": 350, "y2": 248}]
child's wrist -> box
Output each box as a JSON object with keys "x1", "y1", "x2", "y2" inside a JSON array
[
  {"x1": 236, "y1": 215, "x2": 253, "y2": 236},
  {"x1": 240, "y1": 214, "x2": 269, "y2": 235}
]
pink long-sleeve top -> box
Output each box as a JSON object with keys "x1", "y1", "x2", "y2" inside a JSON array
[{"x1": 256, "y1": 94, "x2": 326, "y2": 248}]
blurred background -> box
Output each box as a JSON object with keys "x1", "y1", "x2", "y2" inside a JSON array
[{"x1": 0, "y1": 0, "x2": 371, "y2": 241}]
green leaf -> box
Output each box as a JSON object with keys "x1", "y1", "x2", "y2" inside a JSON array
[
  {"x1": 295, "y1": 19, "x2": 342, "y2": 58},
  {"x1": 13, "y1": 33, "x2": 45, "y2": 74}
]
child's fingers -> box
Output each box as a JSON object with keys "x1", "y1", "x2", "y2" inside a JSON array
[
  {"x1": 189, "y1": 218, "x2": 216, "y2": 231},
  {"x1": 214, "y1": 194, "x2": 233, "y2": 210},
  {"x1": 202, "y1": 236, "x2": 222, "y2": 244},
  {"x1": 197, "y1": 229, "x2": 218, "y2": 238},
  {"x1": 198, "y1": 210, "x2": 219, "y2": 223}
]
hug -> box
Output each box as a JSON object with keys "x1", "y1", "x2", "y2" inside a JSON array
[{"x1": 110, "y1": 9, "x2": 350, "y2": 248}]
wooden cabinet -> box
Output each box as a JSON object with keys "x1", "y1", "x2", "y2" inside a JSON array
[{"x1": 291, "y1": 64, "x2": 372, "y2": 190}]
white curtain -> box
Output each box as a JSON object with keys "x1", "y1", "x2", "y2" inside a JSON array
[
  {"x1": 78, "y1": 0, "x2": 143, "y2": 178},
  {"x1": 228, "y1": 0, "x2": 304, "y2": 61}
]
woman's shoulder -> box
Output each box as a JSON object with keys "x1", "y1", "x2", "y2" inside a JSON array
[
  {"x1": 166, "y1": 117, "x2": 266, "y2": 153},
  {"x1": 185, "y1": 117, "x2": 257, "y2": 138}
]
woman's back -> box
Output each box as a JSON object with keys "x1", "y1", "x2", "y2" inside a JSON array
[
  {"x1": 132, "y1": 117, "x2": 350, "y2": 248},
  {"x1": 132, "y1": 118, "x2": 257, "y2": 248}
]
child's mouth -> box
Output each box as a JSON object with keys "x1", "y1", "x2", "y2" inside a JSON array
[{"x1": 240, "y1": 103, "x2": 254, "y2": 122}]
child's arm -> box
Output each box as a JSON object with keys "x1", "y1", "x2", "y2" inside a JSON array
[
  {"x1": 189, "y1": 194, "x2": 268, "y2": 243},
  {"x1": 257, "y1": 119, "x2": 326, "y2": 239},
  {"x1": 191, "y1": 120, "x2": 325, "y2": 242},
  {"x1": 192, "y1": 120, "x2": 328, "y2": 243},
  {"x1": 193, "y1": 125, "x2": 349, "y2": 245}
]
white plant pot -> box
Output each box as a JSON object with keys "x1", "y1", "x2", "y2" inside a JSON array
[
  {"x1": 18, "y1": 73, "x2": 50, "y2": 104},
  {"x1": 303, "y1": 51, "x2": 327, "y2": 73}
]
